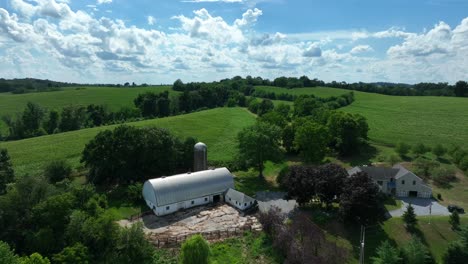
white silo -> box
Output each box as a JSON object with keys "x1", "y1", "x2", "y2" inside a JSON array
[{"x1": 194, "y1": 142, "x2": 208, "y2": 172}]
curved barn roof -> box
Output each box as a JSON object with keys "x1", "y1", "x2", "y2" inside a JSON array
[{"x1": 143, "y1": 167, "x2": 234, "y2": 207}]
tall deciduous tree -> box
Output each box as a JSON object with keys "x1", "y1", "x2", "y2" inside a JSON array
[
  {"x1": 454, "y1": 81, "x2": 468, "y2": 97},
  {"x1": 339, "y1": 172, "x2": 384, "y2": 225},
  {"x1": 315, "y1": 163, "x2": 348, "y2": 207},
  {"x1": 294, "y1": 121, "x2": 329, "y2": 163},
  {"x1": 81, "y1": 125, "x2": 192, "y2": 185},
  {"x1": 327, "y1": 111, "x2": 368, "y2": 156},
  {"x1": 0, "y1": 148, "x2": 14, "y2": 195},
  {"x1": 237, "y1": 122, "x2": 283, "y2": 177}
]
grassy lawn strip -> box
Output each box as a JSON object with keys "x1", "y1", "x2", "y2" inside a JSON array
[{"x1": 0, "y1": 107, "x2": 256, "y2": 176}]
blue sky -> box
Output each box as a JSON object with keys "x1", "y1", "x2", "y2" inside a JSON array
[{"x1": 0, "y1": 0, "x2": 467, "y2": 84}]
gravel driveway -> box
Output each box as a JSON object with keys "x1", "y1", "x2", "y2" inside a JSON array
[{"x1": 389, "y1": 197, "x2": 450, "y2": 217}]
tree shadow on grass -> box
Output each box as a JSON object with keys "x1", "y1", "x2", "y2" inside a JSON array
[
  {"x1": 303, "y1": 206, "x2": 397, "y2": 262},
  {"x1": 234, "y1": 169, "x2": 280, "y2": 197},
  {"x1": 340, "y1": 144, "x2": 378, "y2": 167}
]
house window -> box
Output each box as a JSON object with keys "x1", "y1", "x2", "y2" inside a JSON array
[
  {"x1": 250, "y1": 201, "x2": 253, "y2": 205},
  {"x1": 377, "y1": 181, "x2": 383, "y2": 186},
  {"x1": 413, "y1": 180, "x2": 416, "y2": 185},
  {"x1": 191, "y1": 201, "x2": 195, "y2": 205},
  {"x1": 229, "y1": 198, "x2": 231, "y2": 201},
  {"x1": 205, "y1": 197, "x2": 208, "y2": 202},
  {"x1": 244, "y1": 203, "x2": 247, "y2": 206},
  {"x1": 166, "y1": 206, "x2": 170, "y2": 210},
  {"x1": 153, "y1": 206, "x2": 156, "y2": 210},
  {"x1": 402, "y1": 180, "x2": 405, "y2": 185}
]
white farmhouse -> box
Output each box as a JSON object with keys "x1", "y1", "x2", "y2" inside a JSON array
[
  {"x1": 142, "y1": 167, "x2": 235, "y2": 216},
  {"x1": 347, "y1": 164, "x2": 432, "y2": 198}
]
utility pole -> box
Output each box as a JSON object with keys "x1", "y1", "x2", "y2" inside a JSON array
[{"x1": 359, "y1": 225, "x2": 366, "y2": 264}]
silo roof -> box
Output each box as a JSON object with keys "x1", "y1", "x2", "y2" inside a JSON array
[
  {"x1": 194, "y1": 142, "x2": 207, "y2": 151},
  {"x1": 145, "y1": 167, "x2": 234, "y2": 207}
]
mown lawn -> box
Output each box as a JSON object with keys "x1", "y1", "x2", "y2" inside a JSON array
[
  {"x1": 0, "y1": 86, "x2": 175, "y2": 133},
  {"x1": 254, "y1": 86, "x2": 468, "y2": 149},
  {"x1": 0, "y1": 107, "x2": 255, "y2": 176}
]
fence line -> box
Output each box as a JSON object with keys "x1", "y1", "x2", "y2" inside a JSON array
[{"x1": 146, "y1": 224, "x2": 262, "y2": 248}]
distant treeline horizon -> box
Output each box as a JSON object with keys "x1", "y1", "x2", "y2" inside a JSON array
[{"x1": 1, "y1": 76, "x2": 467, "y2": 97}]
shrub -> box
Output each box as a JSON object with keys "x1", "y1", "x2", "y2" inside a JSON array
[
  {"x1": 126, "y1": 183, "x2": 143, "y2": 203},
  {"x1": 180, "y1": 235, "x2": 210, "y2": 264},
  {"x1": 44, "y1": 160, "x2": 73, "y2": 183},
  {"x1": 412, "y1": 143, "x2": 430, "y2": 156},
  {"x1": 402, "y1": 204, "x2": 417, "y2": 232},
  {"x1": 431, "y1": 166, "x2": 456, "y2": 187},
  {"x1": 395, "y1": 142, "x2": 411, "y2": 157},
  {"x1": 432, "y1": 144, "x2": 447, "y2": 158}
]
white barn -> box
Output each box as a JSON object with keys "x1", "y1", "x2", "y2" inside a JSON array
[
  {"x1": 225, "y1": 188, "x2": 256, "y2": 211},
  {"x1": 142, "y1": 167, "x2": 235, "y2": 216}
]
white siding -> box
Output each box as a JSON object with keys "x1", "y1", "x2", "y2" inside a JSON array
[
  {"x1": 225, "y1": 193, "x2": 254, "y2": 211},
  {"x1": 395, "y1": 173, "x2": 432, "y2": 198},
  {"x1": 152, "y1": 195, "x2": 220, "y2": 216}
]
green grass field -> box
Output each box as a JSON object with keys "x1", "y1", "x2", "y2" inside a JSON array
[
  {"x1": 255, "y1": 86, "x2": 468, "y2": 149},
  {"x1": 315, "y1": 210, "x2": 468, "y2": 263},
  {"x1": 0, "y1": 86, "x2": 175, "y2": 133},
  {"x1": 0, "y1": 107, "x2": 255, "y2": 176}
]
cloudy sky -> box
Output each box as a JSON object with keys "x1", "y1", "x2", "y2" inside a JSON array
[{"x1": 0, "y1": 0, "x2": 467, "y2": 84}]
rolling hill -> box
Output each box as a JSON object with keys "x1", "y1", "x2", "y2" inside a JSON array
[
  {"x1": 254, "y1": 86, "x2": 468, "y2": 149},
  {"x1": 0, "y1": 107, "x2": 255, "y2": 176}
]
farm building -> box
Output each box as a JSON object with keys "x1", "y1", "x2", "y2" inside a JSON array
[
  {"x1": 142, "y1": 167, "x2": 235, "y2": 216},
  {"x1": 347, "y1": 164, "x2": 432, "y2": 198},
  {"x1": 225, "y1": 188, "x2": 256, "y2": 211}
]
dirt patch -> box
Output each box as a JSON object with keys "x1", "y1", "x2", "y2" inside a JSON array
[{"x1": 118, "y1": 204, "x2": 261, "y2": 238}]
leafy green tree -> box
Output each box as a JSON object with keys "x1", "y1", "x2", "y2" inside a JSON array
[
  {"x1": 134, "y1": 91, "x2": 171, "y2": 118},
  {"x1": 432, "y1": 144, "x2": 447, "y2": 158},
  {"x1": 412, "y1": 143, "x2": 430, "y2": 157},
  {"x1": 293, "y1": 96, "x2": 323, "y2": 117},
  {"x1": 259, "y1": 111, "x2": 287, "y2": 129},
  {"x1": 327, "y1": 111, "x2": 368, "y2": 156},
  {"x1": 0, "y1": 241, "x2": 20, "y2": 264},
  {"x1": 43, "y1": 160, "x2": 72, "y2": 183},
  {"x1": 172, "y1": 79, "x2": 185, "y2": 91},
  {"x1": 454, "y1": 81, "x2": 468, "y2": 97},
  {"x1": 413, "y1": 157, "x2": 439, "y2": 178},
  {"x1": 59, "y1": 105, "x2": 87, "y2": 132},
  {"x1": 395, "y1": 142, "x2": 411, "y2": 157},
  {"x1": 22, "y1": 102, "x2": 46, "y2": 136},
  {"x1": 112, "y1": 223, "x2": 154, "y2": 264},
  {"x1": 20, "y1": 253, "x2": 50, "y2": 264},
  {"x1": 401, "y1": 237, "x2": 434, "y2": 264},
  {"x1": 449, "y1": 210, "x2": 460, "y2": 230},
  {"x1": 339, "y1": 172, "x2": 384, "y2": 225},
  {"x1": 443, "y1": 241, "x2": 467, "y2": 264},
  {"x1": 52, "y1": 243, "x2": 90, "y2": 264},
  {"x1": 372, "y1": 241, "x2": 401, "y2": 264},
  {"x1": 403, "y1": 204, "x2": 418, "y2": 232},
  {"x1": 180, "y1": 235, "x2": 210, "y2": 264},
  {"x1": 294, "y1": 121, "x2": 329, "y2": 163},
  {"x1": 257, "y1": 99, "x2": 275, "y2": 116},
  {"x1": 387, "y1": 154, "x2": 401, "y2": 166},
  {"x1": 282, "y1": 124, "x2": 295, "y2": 154},
  {"x1": 237, "y1": 122, "x2": 283, "y2": 177},
  {"x1": 0, "y1": 148, "x2": 14, "y2": 194},
  {"x1": 81, "y1": 125, "x2": 189, "y2": 185},
  {"x1": 45, "y1": 110, "x2": 59, "y2": 134}
]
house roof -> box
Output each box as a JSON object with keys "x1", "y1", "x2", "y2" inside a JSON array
[
  {"x1": 143, "y1": 167, "x2": 234, "y2": 207},
  {"x1": 347, "y1": 165, "x2": 424, "y2": 181},
  {"x1": 226, "y1": 188, "x2": 256, "y2": 204}
]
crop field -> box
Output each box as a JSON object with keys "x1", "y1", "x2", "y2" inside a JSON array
[
  {"x1": 0, "y1": 85, "x2": 176, "y2": 133},
  {"x1": 255, "y1": 86, "x2": 468, "y2": 149},
  {"x1": 0, "y1": 107, "x2": 255, "y2": 176}
]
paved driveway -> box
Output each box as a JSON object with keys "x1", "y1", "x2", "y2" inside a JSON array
[
  {"x1": 389, "y1": 197, "x2": 450, "y2": 217},
  {"x1": 255, "y1": 191, "x2": 297, "y2": 215}
]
